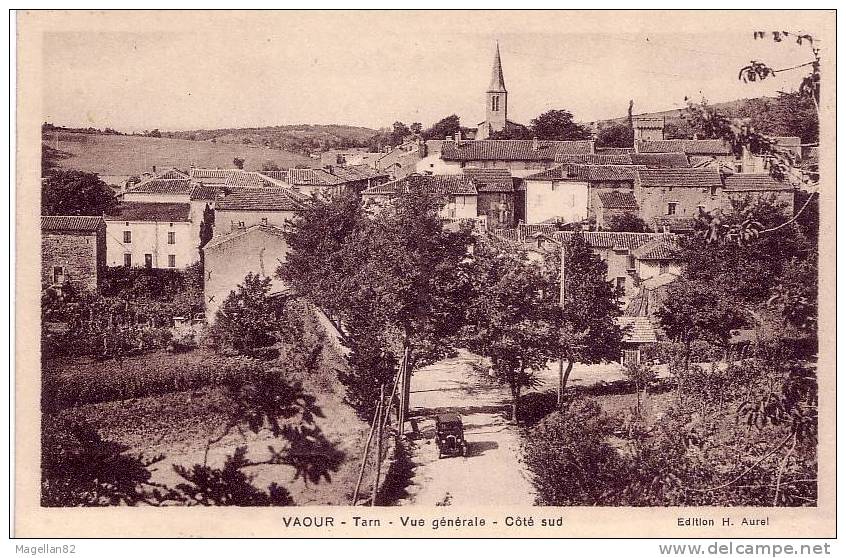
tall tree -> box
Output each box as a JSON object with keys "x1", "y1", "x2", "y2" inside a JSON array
[
  {"x1": 41, "y1": 169, "x2": 116, "y2": 216},
  {"x1": 549, "y1": 233, "x2": 624, "y2": 401},
  {"x1": 422, "y1": 114, "x2": 461, "y2": 140},
  {"x1": 279, "y1": 191, "x2": 366, "y2": 330},
  {"x1": 462, "y1": 238, "x2": 563, "y2": 422},
  {"x1": 596, "y1": 123, "x2": 633, "y2": 148},
  {"x1": 529, "y1": 109, "x2": 592, "y2": 141}
]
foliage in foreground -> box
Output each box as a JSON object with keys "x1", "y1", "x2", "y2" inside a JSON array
[{"x1": 523, "y1": 353, "x2": 818, "y2": 507}]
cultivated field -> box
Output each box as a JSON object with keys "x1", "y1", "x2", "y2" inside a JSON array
[{"x1": 43, "y1": 132, "x2": 314, "y2": 175}]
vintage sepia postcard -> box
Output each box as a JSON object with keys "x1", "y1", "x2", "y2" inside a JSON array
[{"x1": 14, "y1": 9, "x2": 836, "y2": 539}]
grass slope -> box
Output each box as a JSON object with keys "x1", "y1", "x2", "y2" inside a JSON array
[{"x1": 43, "y1": 132, "x2": 314, "y2": 175}]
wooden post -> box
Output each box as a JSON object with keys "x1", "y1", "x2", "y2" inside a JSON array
[
  {"x1": 401, "y1": 345, "x2": 411, "y2": 432},
  {"x1": 351, "y1": 400, "x2": 380, "y2": 505},
  {"x1": 371, "y1": 386, "x2": 385, "y2": 507}
]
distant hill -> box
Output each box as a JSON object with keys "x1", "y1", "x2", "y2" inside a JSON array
[
  {"x1": 166, "y1": 124, "x2": 379, "y2": 155},
  {"x1": 598, "y1": 97, "x2": 776, "y2": 127},
  {"x1": 42, "y1": 132, "x2": 314, "y2": 176}
]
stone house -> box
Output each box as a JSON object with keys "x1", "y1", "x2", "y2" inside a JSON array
[
  {"x1": 213, "y1": 187, "x2": 306, "y2": 235},
  {"x1": 722, "y1": 173, "x2": 796, "y2": 214},
  {"x1": 439, "y1": 138, "x2": 596, "y2": 178},
  {"x1": 636, "y1": 139, "x2": 735, "y2": 169},
  {"x1": 202, "y1": 224, "x2": 291, "y2": 323},
  {"x1": 634, "y1": 167, "x2": 723, "y2": 231},
  {"x1": 617, "y1": 316, "x2": 658, "y2": 365},
  {"x1": 551, "y1": 231, "x2": 681, "y2": 302},
  {"x1": 41, "y1": 215, "x2": 106, "y2": 293},
  {"x1": 105, "y1": 202, "x2": 195, "y2": 269},
  {"x1": 461, "y1": 168, "x2": 516, "y2": 229},
  {"x1": 522, "y1": 164, "x2": 639, "y2": 225},
  {"x1": 596, "y1": 190, "x2": 640, "y2": 229}
]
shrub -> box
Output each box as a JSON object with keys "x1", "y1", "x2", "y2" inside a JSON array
[{"x1": 522, "y1": 398, "x2": 628, "y2": 505}]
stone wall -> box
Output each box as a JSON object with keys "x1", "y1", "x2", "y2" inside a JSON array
[{"x1": 42, "y1": 228, "x2": 105, "y2": 292}]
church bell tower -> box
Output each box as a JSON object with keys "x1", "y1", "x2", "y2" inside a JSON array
[{"x1": 485, "y1": 41, "x2": 508, "y2": 135}]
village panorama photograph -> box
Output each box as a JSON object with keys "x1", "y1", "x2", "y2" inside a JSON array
[{"x1": 32, "y1": 11, "x2": 825, "y2": 512}]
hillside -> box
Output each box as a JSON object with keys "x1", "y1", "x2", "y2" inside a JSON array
[
  {"x1": 166, "y1": 124, "x2": 378, "y2": 156},
  {"x1": 598, "y1": 97, "x2": 776, "y2": 127},
  {"x1": 42, "y1": 132, "x2": 314, "y2": 176}
]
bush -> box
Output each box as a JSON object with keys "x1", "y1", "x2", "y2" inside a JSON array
[
  {"x1": 641, "y1": 340, "x2": 722, "y2": 364},
  {"x1": 522, "y1": 398, "x2": 628, "y2": 505}
]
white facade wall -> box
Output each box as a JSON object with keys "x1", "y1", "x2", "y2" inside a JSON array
[
  {"x1": 441, "y1": 194, "x2": 478, "y2": 219},
  {"x1": 105, "y1": 220, "x2": 196, "y2": 269},
  {"x1": 524, "y1": 179, "x2": 589, "y2": 224},
  {"x1": 416, "y1": 155, "x2": 463, "y2": 175},
  {"x1": 636, "y1": 259, "x2": 682, "y2": 281}
]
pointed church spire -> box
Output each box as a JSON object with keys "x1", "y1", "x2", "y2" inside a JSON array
[{"x1": 487, "y1": 41, "x2": 507, "y2": 93}]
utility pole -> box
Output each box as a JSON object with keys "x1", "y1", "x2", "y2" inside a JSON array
[
  {"x1": 558, "y1": 242, "x2": 566, "y2": 406},
  {"x1": 371, "y1": 384, "x2": 385, "y2": 507}
]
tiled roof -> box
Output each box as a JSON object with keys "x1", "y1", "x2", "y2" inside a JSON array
[
  {"x1": 597, "y1": 191, "x2": 638, "y2": 210},
  {"x1": 637, "y1": 139, "x2": 733, "y2": 155},
  {"x1": 105, "y1": 202, "x2": 191, "y2": 222},
  {"x1": 225, "y1": 171, "x2": 287, "y2": 188},
  {"x1": 203, "y1": 224, "x2": 288, "y2": 251},
  {"x1": 526, "y1": 164, "x2": 641, "y2": 182},
  {"x1": 617, "y1": 316, "x2": 657, "y2": 344},
  {"x1": 189, "y1": 168, "x2": 240, "y2": 183},
  {"x1": 553, "y1": 231, "x2": 674, "y2": 251},
  {"x1": 596, "y1": 147, "x2": 635, "y2": 155},
  {"x1": 41, "y1": 215, "x2": 104, "y2": 232},
  {"x1": 215, "y1": 188, "x2": 306, "y2": 212},
  {"x1": 631, "y1": 238, "x2": 681, "y2": 260},
  {"x1": 554, "y1": 153, "x2": 633, "y2": 165},
  {"x1": 440, "y1": 140, "x2": 593, "y2": 161},
  {"x1": 260, "y1": 170, "x2": 289, "y2": 181},
  {"x1": 723, "y1": 174, "x2": 795, "y2": 192},
  {"x1": 637, "y1": 167, "x2": 722, "y2": 189},
  {"x1": 126, "y1": 178, "x2": 193, "y2": 195},
  {"x1": 156, "y1": 168, "x2": 189, "y2": 179},
  {"x1": 287, "y1": 168, "x2": 345, "y2": 186},
  {"x1": 190, "y1": 184, "x2": 223, "y2": 201},
  {"x1": 461, "y1": 168, "x2": 514, "y2": 192},
  {"x1": 630, "y1": 152, "x2": 690, "y2": 168},
  {"x1": 362, "y1": 174, "x2": 478, "y2": 196}
]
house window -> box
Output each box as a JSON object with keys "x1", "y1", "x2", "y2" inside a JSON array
[
  {"x1": 144, "y1": 254, "x2": 153, "y2": 269},
  {"x1": 627, "y1": 255, "x2": 636, "y2": 270},
  {"x1": 52, "y1": 266, "x2": 64, "y2": 284},
  {"x1": 616, "y1": 277, "x2": 626, "y2": 291},
  {"x1": 660, "y1": 261, "x2": 670, "y2": 274},
  {"x1": 123, "y1": 230, "x2": 132, "y2": 243},
  {"x1": 667, "y1": 202, "x2": 677, "y2": 216},
  {"x1": 491, "y1": 95, "x2": 499, "y2": 112},
  {"x1": 261, "y1": 217, "x2": 268, "y2": 226},
  {"x1": 168, "y1": 255, "x2": 176, "y2": 268},
  {"x1": 123, "y1": 253, "x2": 132, "y2": 267},
  {"x1": 168, "y1": 231, "x2": 176, "y2": 245}
]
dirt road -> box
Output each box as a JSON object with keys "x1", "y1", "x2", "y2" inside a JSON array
[{"x1": 398, "y1": 351, "x2": 536, "y2": 506}]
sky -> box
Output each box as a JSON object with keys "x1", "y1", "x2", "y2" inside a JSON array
[{"x1": 40, "y1": 11, "x2": 827, "y2": 132}]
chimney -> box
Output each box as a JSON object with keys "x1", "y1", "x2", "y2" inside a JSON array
[
  {"x1": 445, "y1": 135, "x2": 453, "y2": 142},
  {"x1": 456, "y1": 130, "x2": 462, "y2": 145},
  {"x1": 532, "y1": 137, "x2": 539, "y2": 151}
]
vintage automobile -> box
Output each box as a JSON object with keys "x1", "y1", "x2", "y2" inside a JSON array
[{"x1": 434, "y1": 413, "x2": 467, "y2": 458}]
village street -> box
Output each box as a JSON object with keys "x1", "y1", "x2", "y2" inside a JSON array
[
  {"x1": 397, "y1": 350, "x2": 663, "y2": 506},
  {"x1": 398, "y1": 351, "x2": 536, "y2": 506}
]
